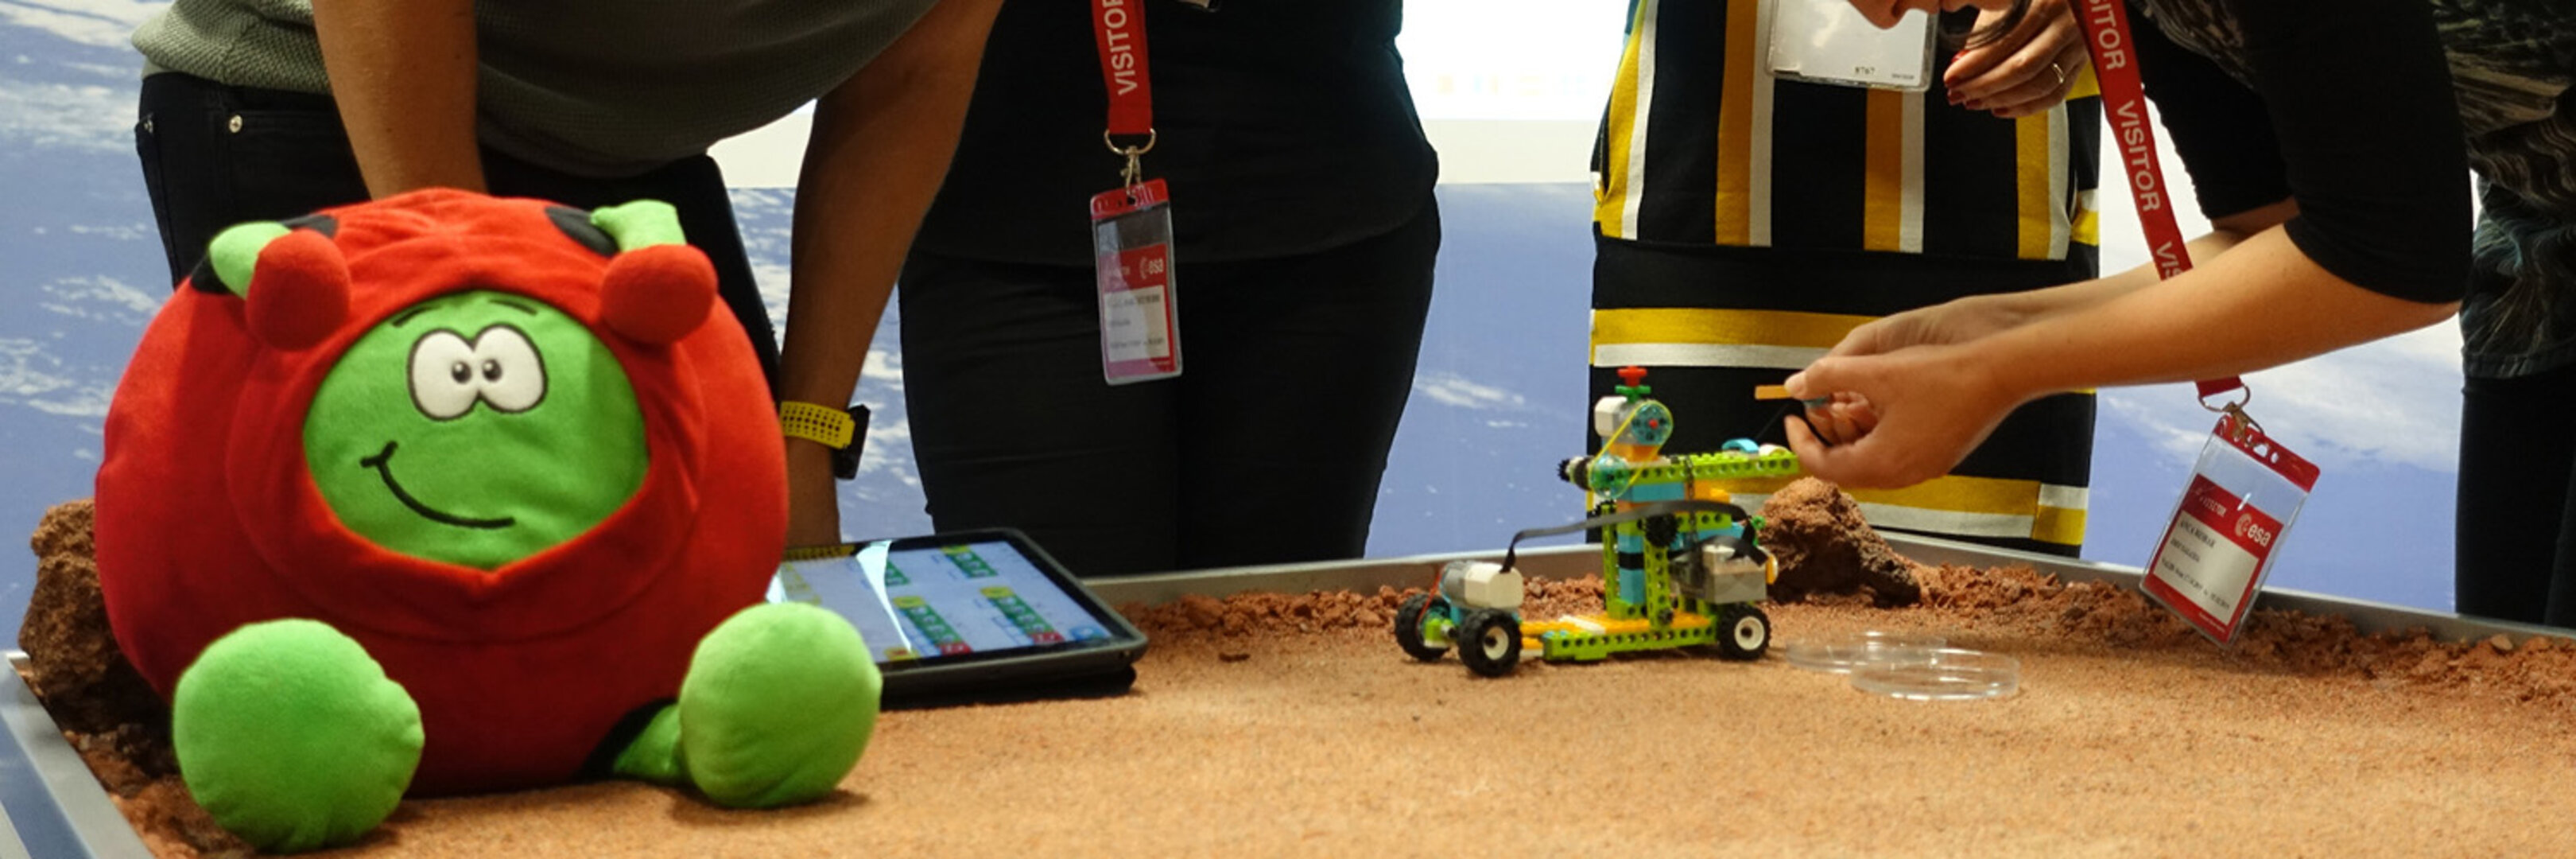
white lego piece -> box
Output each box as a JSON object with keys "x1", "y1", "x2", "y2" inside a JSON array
[
  {"x1": 1440, "y1": 560, "x2": 1524, "y2": 610},
  {"x1": 1593, "y1": 396, "x2": 1627, "y2": 437}
]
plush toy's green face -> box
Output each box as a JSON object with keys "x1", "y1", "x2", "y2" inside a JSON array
[{"x1": 305, "y1": 290, "x2": 647, "y2": 569}]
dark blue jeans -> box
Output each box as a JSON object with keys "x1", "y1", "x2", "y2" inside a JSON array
[
  {"x1": 133, "y1": 72, "x2": 781, "y2": 387},
  {"x1": 897, "y1": 204, "x2": 1440, "y2": 577}
]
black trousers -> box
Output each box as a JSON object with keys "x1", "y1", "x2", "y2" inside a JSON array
[
  {"x1": 897, "y1": 204, "x2": 1440, "y2": 577},
  {"x1": 132, "y1": 72, "x2": 780, "y2": 387},
  {"x1": 2456, "y1": 364, "x2": 2576, "y2": 626}
]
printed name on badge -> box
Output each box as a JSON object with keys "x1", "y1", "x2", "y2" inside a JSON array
[{"x1": 1100, "y1": 245, "x2": 1171, "y2": 363}]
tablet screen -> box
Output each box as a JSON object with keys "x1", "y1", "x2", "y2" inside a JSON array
[{"x1": 770, "y1": 536, "x2": 1135, "y2": 668}]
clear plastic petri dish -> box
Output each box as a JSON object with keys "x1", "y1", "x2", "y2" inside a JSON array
[
  {"x1": 1848, "y1": 647, "x2": 2019, "y2": 701},
  {"x1": 1780, "y1": 630, "x2": 1947, "y2": 674}
]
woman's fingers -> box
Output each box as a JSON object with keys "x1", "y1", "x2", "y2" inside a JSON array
[
  {"x1": 1980, "y1": 45, "x2": 2089, "y2": 117},
  {"x1": 1946, "y1": 0, "x2": 2082, "y2": 114}
]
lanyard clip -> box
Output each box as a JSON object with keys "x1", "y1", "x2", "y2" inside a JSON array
[
  {"x1": 1104, "y1": 128, "x2": 1158, "y2": 192},
  {"x1": 2218, "y1": 402, "x2": 2264, "y2": 445}
]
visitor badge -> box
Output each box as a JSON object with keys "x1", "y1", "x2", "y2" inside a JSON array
[
  {"x1": 1764, "y1": 0, "x2": 1938, "y2": 92},
  {"x1": 1091, "y1": 179, "x2": 1180, "y2": 384},
  {"x1": 2141, "y1": 409, "x2": 2319, "y2": 644}
]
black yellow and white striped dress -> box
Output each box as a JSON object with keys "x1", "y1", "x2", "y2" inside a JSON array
[{"x1": 1588, "y1": 0, "x2": 2103, "y2": 556}]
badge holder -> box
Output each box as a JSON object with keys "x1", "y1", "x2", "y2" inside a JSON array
[
  {"x1": 2140, "y1": 405, "x2": 2321, "y2": 644},
  {"x1": 1091, "y1": 141, "x2": 1180, "y2": 385},
  {"x1": 1763, "y1": 0, "x2": 1938, "y2": 92}
]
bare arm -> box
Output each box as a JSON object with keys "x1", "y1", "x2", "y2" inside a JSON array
[
  {"x1": 311, "y1": 0, "x2": 486, "y2": 195},
  {"x1": 1823, "y1": 199, "x2": 2301, "y2": 361},
  {"x1": 1973, "y1": 225, "x2": 2457, "y2": 393},
  {"x1": 780, "y1": 0, "x2": 1003, "y2": 546},
  {"x1": 1787, "y1": 212, "x2": 2457, "y2": 488}
]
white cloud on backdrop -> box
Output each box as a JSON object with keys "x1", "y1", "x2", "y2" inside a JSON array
[
  {"x1": 37, "y1": 274, "x2": 157, "y2": 326},
  {"x1": 0, "y1": 80, "x2": 126, "y2": 150},
  {"x1": 0, "y1": 0, "x2": 158, "y2": 50},
  {"x1": 0, "y1": 337, "x2": 113, "y2": 418},
  {"x1": 2096, "y1": 323, "x2": 2465, "y2": 473},
  {"x1": 1414, "y1": 372, "x2": 1528, "y2": 411},
  {"x1": 0, "y1": 2, "x2": 149, "y2": 150}
]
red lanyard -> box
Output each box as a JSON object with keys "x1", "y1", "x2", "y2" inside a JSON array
[
  {"x1": 2075, "y1": 0, "x2": 2242, "y2": 402},
  {"x1": 1092, "y1": 0, "x2": 1154, "y2": 143}
]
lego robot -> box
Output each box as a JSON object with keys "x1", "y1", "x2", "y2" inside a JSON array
[{"x1": 1396, "y1": 367, "x2": 1799, "y2": 677}]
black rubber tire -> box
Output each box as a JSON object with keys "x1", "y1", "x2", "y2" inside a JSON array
[
  {"x1": 1715, "y1": 604, "x2": 1770, "y2": 661},
  {"x1": 1395, "y1": 593, "x2": 1450, "y2": 663},
  {"x1": 1455, "y1": 609, "x2": 1523, "y2": 678}
]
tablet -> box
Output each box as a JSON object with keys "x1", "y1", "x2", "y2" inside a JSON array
[{"x1": 770, "y1": 529, "x2": 1149, "y2": 707}]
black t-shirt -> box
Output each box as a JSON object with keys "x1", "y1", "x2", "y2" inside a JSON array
[
  {"x1": 2130, "y1": 0, "x2": 2473, "y2": 304},
  {"x1": 910, "y1": 0, "x2": 1440, "y2": 266}
]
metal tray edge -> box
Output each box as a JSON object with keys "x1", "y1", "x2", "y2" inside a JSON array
[
  {"x1": 2, "y1": 652, "x2": 153, "y2": 859},
  {"x1": 1090, "y1": 534, "x2": 2573, "y2": 643}
]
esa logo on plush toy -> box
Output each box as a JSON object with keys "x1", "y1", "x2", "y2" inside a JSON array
[{"x1": 95, "y1": 189, "x2": 877, "y2": 852}]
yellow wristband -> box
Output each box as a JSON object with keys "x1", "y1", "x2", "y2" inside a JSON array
[
  {"x1": 778, "y1": 401, "x2": 855, "y2": 449},
  {"x1": 782, "y1": 544, "x2": 857, "y2": 562}
]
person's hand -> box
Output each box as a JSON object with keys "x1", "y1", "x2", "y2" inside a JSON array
[
  {"x1": 1826, "y1": 293, "x2": 2027, "y2": 360},
  {"x1": 785, "y1": 440, "x2": 844, "y2": 550},
  {"x1": 1849, "y1": 0, "x2": 2017, "y2": 29},
  {"x1": 1799, "y1": 392, "x2": 1882, "y2": 446},
  {"x1": 1943, "y1": 0, "x2": 2088, "y2": 119},
  {"x1": 1782, "y1": 344, "x2": 2024, "y2": 488}
]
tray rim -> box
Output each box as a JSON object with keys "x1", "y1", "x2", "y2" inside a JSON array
[
  {"x1": 2, "y1": 651, "x2": 153, "y2": 858},
  {"x1": 1086, "y1": 534, "x2": 2574, "y2": 643}
]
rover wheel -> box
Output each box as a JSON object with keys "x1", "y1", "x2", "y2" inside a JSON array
[
  {"x1": 1395, "y1": 594, "x2": 1451, "y2": 663},
  {"x1": 1715, "y1": 604, "x2": 1770, "y2": 661},
  {"x1": 1455, "y1": 609, "x2": 1523, "y2": 678}
]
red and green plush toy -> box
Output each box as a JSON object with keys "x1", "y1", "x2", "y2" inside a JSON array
[{"x1": 93, "y1": 189, "x2": 879, "y2": 852}]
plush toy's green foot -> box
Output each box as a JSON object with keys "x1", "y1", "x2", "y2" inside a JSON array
[
  {"x1": 173, "y1": 620, "x2": 423, "y2": 853},
  {"x1": 615, "y1": 602, "x2": 881, "y2": 808}
]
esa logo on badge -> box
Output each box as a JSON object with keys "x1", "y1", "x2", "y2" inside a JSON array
[{"x1": 2235, "y1": 514, "x2": 2274, "y2": 548}]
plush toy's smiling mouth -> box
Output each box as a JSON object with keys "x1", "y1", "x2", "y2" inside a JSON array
[{"x1": 358, "y1": 441, "x2": 515, "y2": 530}]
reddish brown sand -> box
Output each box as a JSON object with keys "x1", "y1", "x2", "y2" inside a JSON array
[{"x1": 26, "y1": 496, "x2": 2576, "y2": 857}]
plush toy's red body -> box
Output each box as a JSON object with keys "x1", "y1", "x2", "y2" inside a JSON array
[{"x1": 95, "y1": 189, "x2": 786, "y2": 795}]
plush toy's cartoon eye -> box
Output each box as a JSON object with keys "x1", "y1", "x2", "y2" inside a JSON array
[
  {"x1": 409, "y1": 331, "x2": 479, "y2": 420},
  {"x1": 471, "y1": 325, "x2": 546, "y2": 413}
]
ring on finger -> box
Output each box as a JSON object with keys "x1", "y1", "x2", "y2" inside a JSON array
[{"x1": 2048, "y1": 61, "x2": 2066, "y2": 87}]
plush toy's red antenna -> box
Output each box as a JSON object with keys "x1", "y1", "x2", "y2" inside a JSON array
[
  {"x1": 599, "y1": 243, "x2": 716, "y2": 345},
  {"x1": 245, "y1": 228, "x2": 351, "y2": 350}
]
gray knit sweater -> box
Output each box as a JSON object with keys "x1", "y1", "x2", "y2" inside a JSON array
[{"x1": 134, "y1": 0, "x2": 941, "y2": 177}]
